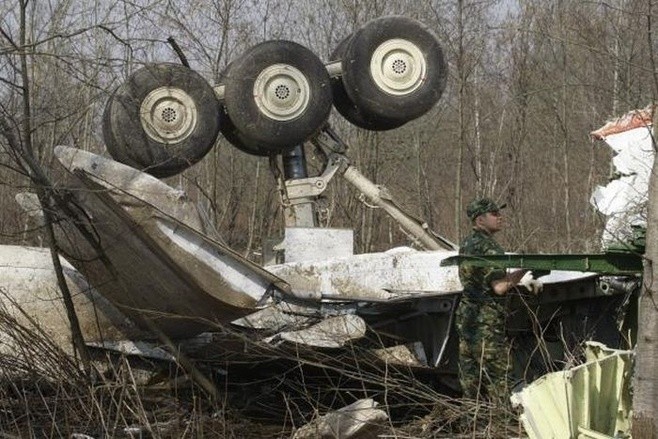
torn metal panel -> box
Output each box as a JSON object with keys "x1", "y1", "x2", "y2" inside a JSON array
[
  {"x1": 267, "y1": 246, "x2": 461, "y2": 301},
  {"x1": 49, "y1": 146, "x2": 289, "y2": 337},
  {"x1": 0, "y1": 245, "x2": 147, "y2": 355},
  {"x1": 292, "y1": 398, "x2": 388, "y2": 439},
  {"x1": 590, "y1": 106, "x2": 654, "y2": 246},
  {"x1": 511, "y1": 342, "x2": 633, "y2": 439}
]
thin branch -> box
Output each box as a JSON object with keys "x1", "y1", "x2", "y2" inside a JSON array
[{"x1": 167, "y1": 36, "x2": 190, "y2": 67}]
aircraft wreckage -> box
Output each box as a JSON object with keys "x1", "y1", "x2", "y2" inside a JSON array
[{"x1": 0, "y1": 15, "x2": 643, "y2": 433}]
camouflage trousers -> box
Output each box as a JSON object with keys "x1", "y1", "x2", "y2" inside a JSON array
[{"x1": 455, "y1": 297, "x2": 512, "y2": 402}]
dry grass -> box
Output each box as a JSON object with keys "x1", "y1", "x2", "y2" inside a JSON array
[{"x1": 0, "y1": 299, "x2": 526, "y2": 438}]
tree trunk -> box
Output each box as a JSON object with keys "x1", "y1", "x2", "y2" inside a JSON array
[
  {"x1": 632, "y1": 116, "x2": 658, "y2": 438},
  {"x1": 633, "y1": 3, "x2": 658, "y2": 433},
  {"x1": 454, "y1": 0, "x2": 465, "y2": 241},
  {"x1": 16, "y1": 0, "x2": 91, "y2": 375}
]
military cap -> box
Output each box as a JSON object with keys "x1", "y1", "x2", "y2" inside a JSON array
[{"x1": 466, "y1": 197, "x2": 507, "y2": 221}]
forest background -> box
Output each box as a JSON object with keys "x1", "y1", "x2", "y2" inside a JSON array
[{"x1": 0, "y1": 0, "x2": 654, "y2": 260}]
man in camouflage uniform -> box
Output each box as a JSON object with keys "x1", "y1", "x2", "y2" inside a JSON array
[{"x1": 457, "y1": 197, "x2": 529, "y2": 402}]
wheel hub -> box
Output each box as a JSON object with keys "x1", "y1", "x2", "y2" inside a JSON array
[
  {"x1": 140, "y1": 87, "x2": 197, "y2": 144},
  {"x1": 253, "y1": 64, "x2": 310, "y2": 121},
  {"x1": 370, "y1": 39, "x2": 426, "y2": 96}
]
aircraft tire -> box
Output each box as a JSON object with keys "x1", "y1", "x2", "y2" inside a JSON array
[{"x1": 102, "y1": 63, "x2": 220, "y2": 178}]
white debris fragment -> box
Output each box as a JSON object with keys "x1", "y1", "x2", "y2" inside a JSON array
[
  {"x1": 590, "y1": 107, "x2": 654, "y2": 246},
  {"x1": 293, "y1": 398, "x2": 388, "y2": 439},
  {"x1": 0, "y1": 245, "x2": 147, "y2": 357}
]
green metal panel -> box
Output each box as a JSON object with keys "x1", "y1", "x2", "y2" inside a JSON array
[
  {"x1": 440, "y1": 253, "x2": 643, "y2": 275},
  {"x1": 511, "y1": 342, "x2": 633, "y2": 439}
]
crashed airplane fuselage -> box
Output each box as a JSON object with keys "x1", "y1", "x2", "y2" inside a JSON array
[{"x1": 1, "y1": 143, "x2": 636, "y2": 403}]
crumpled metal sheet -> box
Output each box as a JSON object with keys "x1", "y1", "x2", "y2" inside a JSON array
[
  {"x1": 231, "y1": 303, "x2": 314, "y2": 331},
  {"x1": 511, "y1": 342, "x2": 633, "y2": 439},
  {"x1": 268, "y1": 314, "x2": 366, "y2": 348}
]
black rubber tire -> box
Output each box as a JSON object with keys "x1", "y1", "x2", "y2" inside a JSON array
[
  {"x1": 330, "y1": 36, "x2": 406, "y2": 131},
  {"x1": 223, "y1": 40, "x2": 332, "y2": 153},
  {"x1": 102, "y1": 63, "x2": 220, "y2": 178},
  {"x1": 340, "y1": 16, "x2": 447, "y2": 124},
  {"x1": 218, "y1": 63, "x2": 277, "y2": 157},
  {"x1": 219, "y1": 107, "x2": 274, "y2": 157}
]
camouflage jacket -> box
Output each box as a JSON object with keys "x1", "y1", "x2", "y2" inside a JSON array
[{"x1": 458, "y1": 228, "x2": 506, "y2": 300}]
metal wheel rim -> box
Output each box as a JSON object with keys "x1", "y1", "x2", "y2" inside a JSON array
[
  {"x1": 140, "y1": 87, "x2": 198, "y2": 144},
  {"x1": 253, "y1": 64, "x2": 310, "y2": 121},
  {"x1": 369, "y1": 38, "x2": 426, "y2": 96}
]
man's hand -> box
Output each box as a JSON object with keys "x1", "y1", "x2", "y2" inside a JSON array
[
  {"x1": 518, "y1": 271, "x2": 543, "y2": 295},
  {"x1": 492, "y1": 268, "x2": 528, "y2": 296}
]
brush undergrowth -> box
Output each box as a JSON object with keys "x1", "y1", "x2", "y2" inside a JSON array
[{"x1": 0, "y1": 297, "x2": 533, "y2": 438}]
